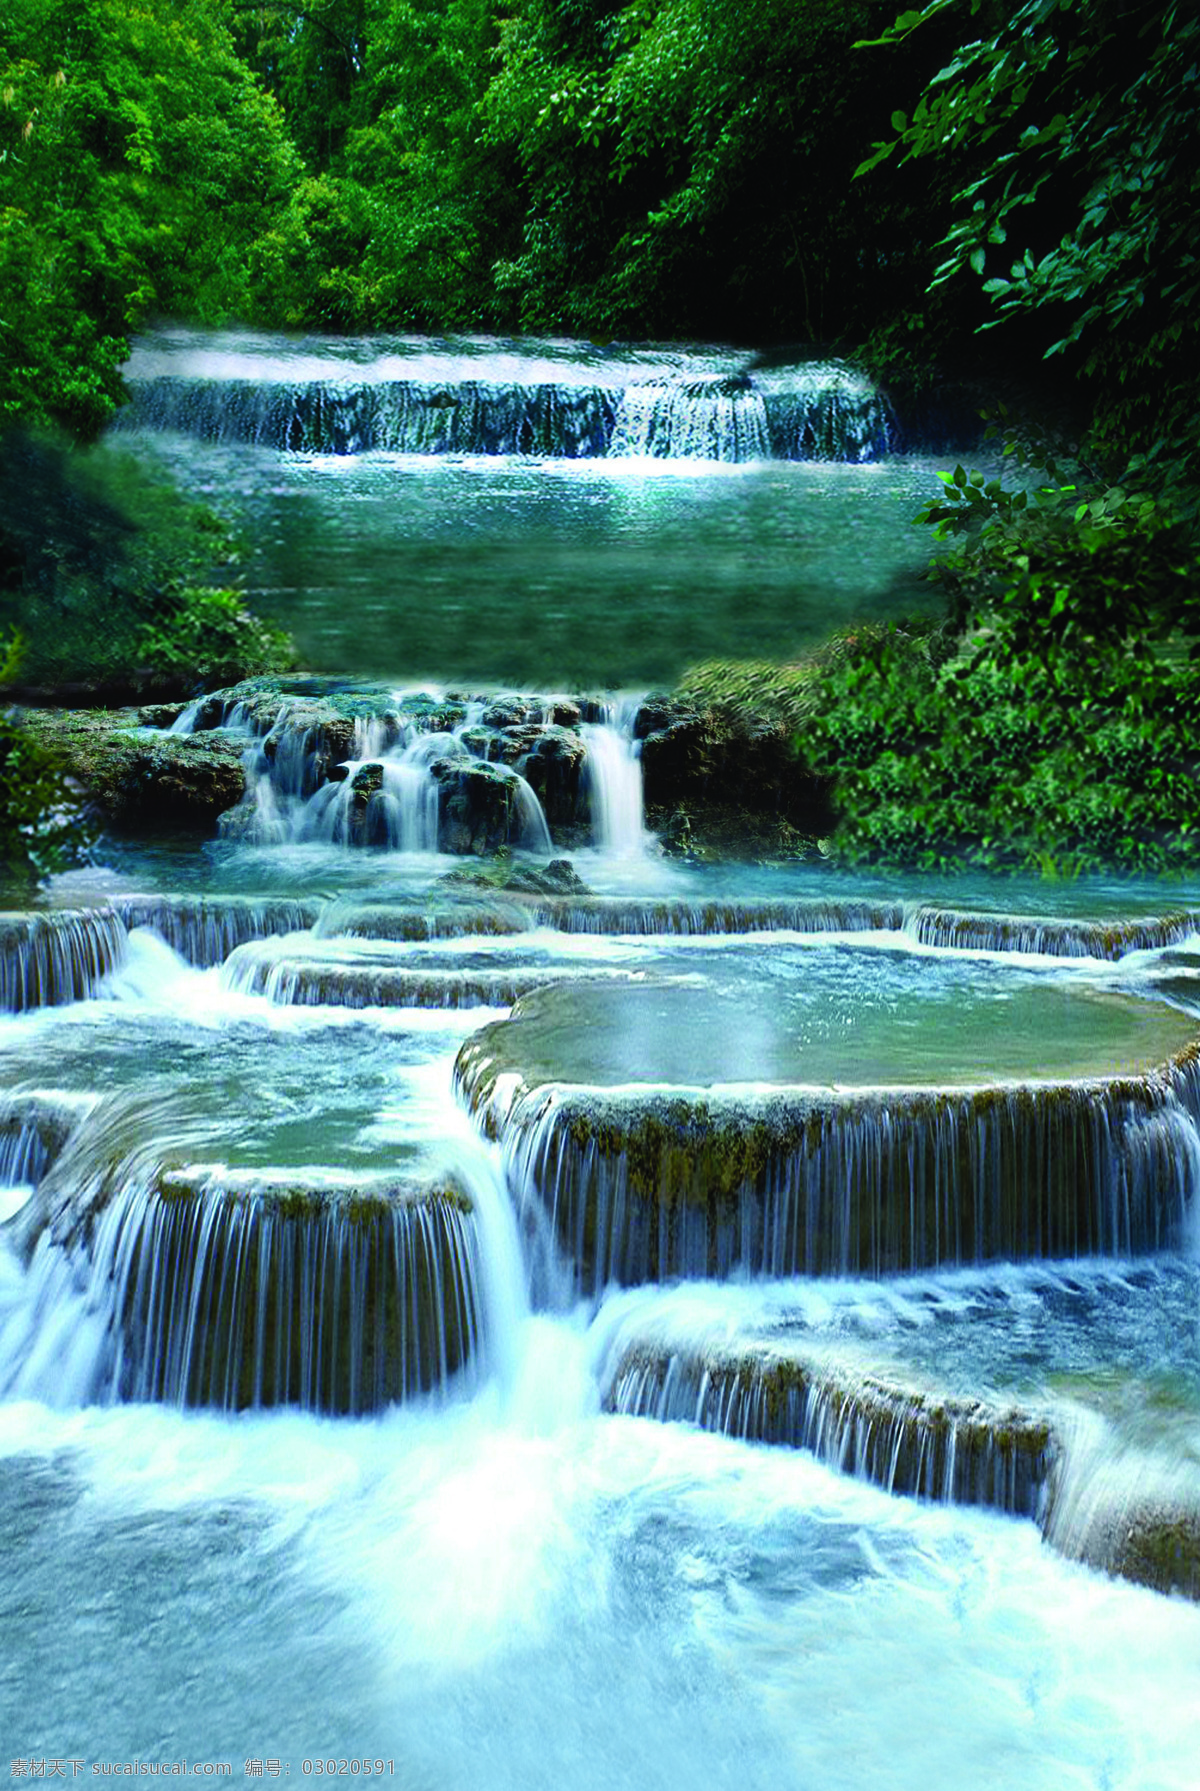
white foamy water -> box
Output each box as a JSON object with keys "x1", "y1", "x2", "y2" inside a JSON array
[
  {"x1": 0, "y1": 1380, "x2": 1197, "y2": 1786},
  {"x1": 5, "y1": 874, "x2": 1200, "y2": 1779}
]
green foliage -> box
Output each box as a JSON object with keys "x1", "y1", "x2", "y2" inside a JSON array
[
  {"x1": 0, "y1": 632, "x2": 93, "y2": 886},
  {"x1": 860, "y1": 0, "x2": 1200, "y2": 476},
  {"x1": 249, "y1": 173, "x2": 378, "y2": 330},
  {"x1": 0, "y1": 0, "x2": 301, "y2": 440},
  {"x1": 915, "y1": 436, "x2": 1200, "y2": 658},
  {"x1": 233, "y1": 0, "x2": 368, "y2": 171},
  {"x1": 797, "y1": 618, "x2": 1200, "y2": 877},
  {"x1": 0, "y1": 431, "x2": 293, "y2": 690},
  {"x1": 482, "y1": 0, "x2": 958, "y2": 340},
  {"x1": 135, "y1": 587, "x2": 295, "y2": 688}
]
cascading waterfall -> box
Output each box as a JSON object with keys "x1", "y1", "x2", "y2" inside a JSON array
[
  {"x1": 112, "y1": 894, "x2": 321, "y2": 967},
  {"x1": 5, "y1": 869, "x2": 1200, "y2": 1782},
  {"x1": 3, "y1": 1118, "x2": 500, "y2": 1414},
  {"x1": 582, "y1": 698, "x2": 647, "y2": 855},
  {"x1": 0, "y1": 909, "x2": 128, "y2": 1012},
  {"x1": 203, "y1": 697, "x2": 555, "y2": 856},
  {"x1": 604, "y1": 1341, "x2": 1053, "y2": 1519},
  {"x1": 109, "y1": 1169, "x2": 484, "y2": 1413},
  {"x1": 0, "y1": 1093, "x2": 92, "y2": 1203},
  {"x1": 609, "y1": 377, "x2": 771, "y2": 460},
  {"x1": 117, "y1": 338, "x2": 893, "y2": 464},
  {"x1": 460, "y1": 1067, "x2": 1200, "y2": 1292},
  {"x1": 905, "y1": 906, "x2": 1200, "y2": 959}
]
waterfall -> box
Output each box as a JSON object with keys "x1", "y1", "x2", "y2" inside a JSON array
[
  {"x1": 0, "y1": 1093, "x2": 92, "y2": 1202},
  {"x1": 603, "y1": 1339, "x2": 1053, "y2": 1519},
  {"x1": 211, "y1": 699, "x2": 554, "y2": 857},
  {"x1": 905, "y1": 906, "x2": 1200, "y2": 960},
  {"x1": 456, "y1": 1054, "x2": 1200, "y2": 1293},
  {"x1": 116, "y1": 337, "x2": 894, "y2": 463},
  {"x1": 609, "y1": 378, "x2": 771, "y2": 460},
  {"x1": 111, "y1": 1170, "x2": 485, "y2": 1413},
  {"x1": 582, "y1": 699, "x2": 647, "y2": 856},
  {"x1": 4, "y1": 1145, "x2": 489, "y2": 1414},
  {"x1": 111, "y1": 895, "x2": 321, "y2": 967},
  {"x1": 0, "y1": 909, "x2": 128, "y2": 1013}
]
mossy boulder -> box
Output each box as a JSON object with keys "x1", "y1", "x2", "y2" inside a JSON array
[
  {"x1": 14, "y1": 706, "x2": 247, "y2": 830},
  {"x1": 432, "y1": 757, "x2": 526, "y2": 854}
]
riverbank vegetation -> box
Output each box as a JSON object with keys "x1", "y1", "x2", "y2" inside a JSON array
[{"x1": 1, "y1": 0, "x2": 1197, "y2": 877}]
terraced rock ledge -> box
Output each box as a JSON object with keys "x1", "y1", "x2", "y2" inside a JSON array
[
  {"x1": 603, "y1": 1331, "x2": 1200, "y2": 1600},
  {"x1": 456, "y1": 983, "x2": 1200, "y2": 1287},
  {"x1": 606, "y1": 1337, "x2": 1053, "y2": 1516},
  {"x1": 0, "y1": 1091, "x2": 95, "y2": 1192},
  {"x1": 29, "y1": 1160, "x2": 485, "y2": 1414},
  {"x1": 0, "y1": 909, "x2": 128, "y2": 1012}
]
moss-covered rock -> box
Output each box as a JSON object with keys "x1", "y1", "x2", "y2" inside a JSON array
[
  {"x1": 122, "y1": 1167, "x2": 483, "y2": 1412},
  {"x1": 15, "y1": 706, "x2": 246, "y2": 829},
  {"x1": 455, "y1": 991, "x2": 1200, "y2": 1288},
  {"x1": 431, "y1": 757, "x2": 526, "y2": 854},
  {"x1": 605, "y1": 1335, "x2": 1054, "y2": 1517}
]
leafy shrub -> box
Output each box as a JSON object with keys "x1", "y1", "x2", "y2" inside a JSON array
[
  {"x1": 797, "y1": 616, "x2": 1200, "y2": 876},
  {"x1": 0, "y1": 431, "x2": 292, "y2": 692},
  {"x1": 0, "y1": 632, "x2": 93, "y2": 887},
  {"x1": 136, "y1": 588, "x2": 294, "y2": 689}
]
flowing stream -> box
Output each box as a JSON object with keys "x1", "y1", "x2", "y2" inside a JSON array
[{"x1": 4, "y1": 336, "x2": 1200, "y2": 1783}]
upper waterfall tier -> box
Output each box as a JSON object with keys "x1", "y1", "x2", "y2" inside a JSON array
[{"x1": 117, "y1": 332, "x2": 891, "y2": 462}]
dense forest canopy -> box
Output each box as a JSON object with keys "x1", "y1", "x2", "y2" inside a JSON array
[{"x1": 3, "y1": 0, "x2": 1194, "y2": 455}]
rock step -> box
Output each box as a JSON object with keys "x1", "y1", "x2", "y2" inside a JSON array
[
  {"x1": 0, "y1": 1091, "x2": 94, "y2": 1189},
  {"x1": 457, "y1": 1028, "x2": 1200, "y2": 1287},
  {"x1": 105, "y1": 1166, "x2": 484, "y2": 1414},
  {"x1": 605, "y1": 1334, "x2": 1200, "y2": 1600},
  {"x1": 0, "y1": 910, "x2": 128, "y2": 1012},
  {"x1": 222, "y1": 948, "x2": 638, "y2": 1010},
  {"x1": 114, "y1": 896, "x2": 321, "y2": 967},
  {"x1": 606, "y1": 1338, "x2": 1052, "y2": 1516}
]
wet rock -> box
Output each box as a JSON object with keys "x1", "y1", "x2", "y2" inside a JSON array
[
  {"x1": 339, "y1": 761, "x2": 386, "y2": 846},
  {"x1": 438, "y1": 853, "x2": 591, "y2": 898},
  {"x1": 137, "y1": 701, "x2": 190, "y2": 729},
  {"x1": 11, "y1": 707, "x2": 248, "y2": 830},
  {"x1": 482, "y1": 697, "x2": 543, "y2": 729},
  {"x1": 514, "y1": 725, "x2": 588, "y2": 827},
  {"x1": 1108, "y1": 1508, "x2": 1200, "y2": 1601},
  {"x1": 400, "y1": 695, "x2": 468, "y2": 731},
  {"x1": 431, "y1": 757, "x2": 523, "y2": 854},
  {"x1": 638, "y1": 714, "x2": 717, "y2": 807},
  {"x1": 633, "y1": 695, "x2": 692, "y2": 740}
]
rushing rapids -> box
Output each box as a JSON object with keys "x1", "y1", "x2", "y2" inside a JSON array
[{"x1": 5, "y1": 844, "x2": 1200, "y2": 1777}]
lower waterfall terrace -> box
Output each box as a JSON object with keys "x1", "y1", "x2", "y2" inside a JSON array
[{"x1": 4, "y1": 852, "x2": 1200, "y2": 1780}]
